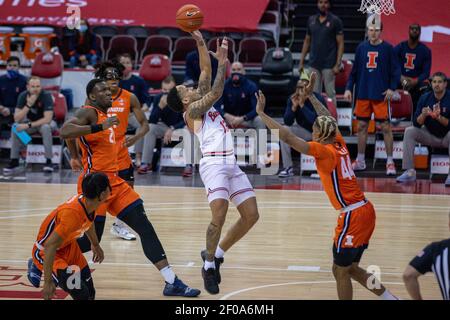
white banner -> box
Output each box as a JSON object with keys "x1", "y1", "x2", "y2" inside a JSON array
[
  {"x1": 374, "y1": 140, "x2": 404, "y2": 159},
  {"x1": 26, "y1": 144, "x2": 61, "y2": 164},
  {"x1": 337, "y1": 108, "x2": 352, "y2": 127},
  {"x1": 300, "y1": 153, "x2": 317, "y2": 171},
  {"x1": 430, "y1": 155, "x2": 449, "y2": 174}
]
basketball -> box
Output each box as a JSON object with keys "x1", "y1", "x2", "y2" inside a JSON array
[{"x1": 176, "y1": 4, "x2": 204, "y2": 32}]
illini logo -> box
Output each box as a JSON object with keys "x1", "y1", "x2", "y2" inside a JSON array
[
  {"x1": 366, "y1": 52, "x2": 379, "y2": 69},
  {"x1": 404, "y1": 53, "x2": 416, "y2": 70}
]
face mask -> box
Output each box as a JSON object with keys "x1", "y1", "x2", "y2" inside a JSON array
[
  {"x1": 6, "y1": 70, "x2": 19, "y2": 79},
  {"x1": 79, "y1": 25, "x2": 88, "y2": 33},
  {"x1": 231, "y1": 73, "x2": 243, "y2": 86}
]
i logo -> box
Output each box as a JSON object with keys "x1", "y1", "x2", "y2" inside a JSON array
[{"x1": 366, "y1": 52, "x2": 379, "y2": 68}]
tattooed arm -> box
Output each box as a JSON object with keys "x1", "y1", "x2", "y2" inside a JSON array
[
  {"x1": 191, "y1": 30, "x2": 211, "y2": 96},
  {"x1": 187, "y1": 38, "x2": 228, "y2": 120}
]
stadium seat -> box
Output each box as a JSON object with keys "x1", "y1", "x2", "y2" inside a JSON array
[
  {"x1": 207, "y1": 37, "x2": 236, "y2": 63},
  {"x1": 237, "y1": 37, "x2": 267, "y2": 67},
  {"x1": 125, "y1": 26, "x2": 150, "y2": 53},
  {"x1": 372, "y1": 90, "x2": 413, "y2": 167},
  {"x1": 156, "y1": 27, "x2": 188, "y2": 40},
  {"x1": 140, "y1": 35, "x2": 172, "y2": 62},
  {"x1": 94, "y1": 34, "x2": 105, "y2": 61},
  {"x1": 259, "y1": 47, "x2": 294, "y2": 112},
  {"x1": 172, "y1": 37, "x2": 197, "y2": 65},
  {"x1": 322, "y1": 94, "x2": 338, "y2": 119},
  {"x1": 51, "y1": 91, "x2": 68, "y2": 127},
  {"x1": 31, "y1": 52, "x2": 64, "y2": 91},
  {"x1": 92, "y1": 25, "x2": 118, "y2": 56},
  {"x1": 20, "y1": 26, "x2": 56, "y2": 60},
  {"x1": 139, "y1": 54, "x2": 171, "y2": 88},
  {"x1": 335, "y1": 60, "x2": 353, "y2": 103},
  {"x1": 105, "y1": 35, "x2": 138, "y2": 65},
  {"x1": 0, "y1": 26, "x2": 15, "y2": 61},
  {"x1": 258, "y1": 11, "x2": 280, "y2": 46}
]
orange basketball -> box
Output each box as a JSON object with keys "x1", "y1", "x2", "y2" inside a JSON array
[{"x1": 176, "y1": 4, "x2": 204, "y2": 32}]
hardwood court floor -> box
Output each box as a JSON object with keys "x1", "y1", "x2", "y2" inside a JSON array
[{"x1": 0, "y1": 182, "x2": 448, "y2": 300}]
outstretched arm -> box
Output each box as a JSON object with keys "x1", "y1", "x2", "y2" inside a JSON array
[
  {"x1": 191, "y1": 31, "x2": 211, "y2": 96},
  {"x1": 188, "y1": 38, "x2": 228, "y2": 120},
  {"x1": 60, "y1": 108, "x2": 119, "y2": 139},
  {"x1": 256, "y1": 90, "x2": 310, "y2": 155}
]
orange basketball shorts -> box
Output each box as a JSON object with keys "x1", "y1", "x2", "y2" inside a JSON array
[
  {"x1": 77, "y1": 171, "x2": 141, "y2": 217},
  {"x1": 32, "y1": 240, "x2": 88, "y2": 277},
  {"x1": 334, "y1": 201, "x2": 376, "y2": 250},
  {"x1": 354, "y1": 99, "x2": 390, "y2": 122}
]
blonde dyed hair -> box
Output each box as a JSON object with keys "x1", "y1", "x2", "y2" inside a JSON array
[{"x1": 313, "y1": 115, "x2": 337, "y2": 143}]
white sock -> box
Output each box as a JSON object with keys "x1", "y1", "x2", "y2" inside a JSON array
[
  {"x1": 387, "y1": 156, "x2": 394, "y2": 164},
  {"x1": 215, "y1": 246, "x2": 225, "y2": 259},
  {"x1": 407, "y1": 168, "x2": 416, "y2": 175},
  {"x1": 381, "y1": 289, "x2": 398, "y2": 300},
  {"x1": 204, "y1": 260, "x2": 215, "y2": 270},
  {"x1": 357, "y1": 153, "x2": 365, "y2": 162},
  {"x1": 160, "y1": 266, "x2": 176, "y2": 284}
]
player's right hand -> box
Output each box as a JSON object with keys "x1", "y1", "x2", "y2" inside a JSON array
[
  {"x1": 42, "y1": 281, "x2": 56, "y2": 300},
  {"x1": 255, "y1": 90, "x2": 266, "y2": 115},
  {"x1": 91, "y1": 244, "x2": 104, "y2": 264},
  {"x1": 422, "y1": 106, "x2": 432, "y2": 117},
  {"x1": 344, "y1": 90, "x2": 352, "y2": 103},
  {"x1": 70, "y1": 158, "x2": 83, "y2": 172},
  {"x1": 102, "y1": 116, "x2": 119, "y2": 129}
]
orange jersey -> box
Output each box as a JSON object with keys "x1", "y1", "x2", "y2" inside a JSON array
[
  {"x1": 109, "y1": 89, "x2": 132, "y2": 170},
  {"x1": 308, "y1": 134, "x2": 366, "y2": 210},
  {"x1": 34, "y1": 194, "x2": 96, "y2": 250},
  {"x1": 78, "y1": 106, "x2": 118, "y2": 173},
  {"x1": 32, "y1": 194, "x2": 94, "y2": 274}
]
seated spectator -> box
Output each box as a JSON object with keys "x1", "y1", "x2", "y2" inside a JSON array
[
  {"x1": 3, "y1": 76, "x2": 56, "y2": 174},
  {"x1": 396, "y1": 72, "x2": 450, "y2": 186},
  {"x1": 138, "y1": 76, "x2": 194, "y2": 177},
  {"x1": 394, "y1": 23, "x2": 432, "y2": 112},
  {"x1": 279, "y1": 70, "x2": 327, "y2": 177},
  {"x1": 184, "y1": 50, "x2": 218, "y2": 86},
  {"x1": 68, "y1": 19, "x2": 99, "y2": 68},
  {"x1": 0, "y1": 56, "x2": 27, "y2": 137},
  {"x1": 118, "y1": 53, "x2": 150, "y2": 166},
  {"x1": 214, "y1": 62, "x2": 265, "y2": 130},
  {"x1": 118, "y1": 53, "x2": 150, "y2": 109}
]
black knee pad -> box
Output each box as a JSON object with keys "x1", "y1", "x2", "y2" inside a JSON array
[
  {"x1": 120, "y1": 203, "x2": 167, "y2": 264},
  {"x1": 77, "y1": 216, "x2": 105, "y2": 253}
]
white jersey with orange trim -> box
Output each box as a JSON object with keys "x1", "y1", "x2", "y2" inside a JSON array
[{"x1": 184, "y1": 107, "x2": 235, "y2": 164}]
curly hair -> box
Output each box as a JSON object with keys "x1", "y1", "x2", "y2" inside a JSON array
[
  {"x1": 94, "y1": 59, "x2": 125, "y2": 79},
  {"x1": 313, "y1": 115, "x2": 337, "y2": 143}
]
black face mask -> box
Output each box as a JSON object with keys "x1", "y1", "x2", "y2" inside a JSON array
[{"x1": 231, "y1": 73, "x2": 244, "y2": 86}]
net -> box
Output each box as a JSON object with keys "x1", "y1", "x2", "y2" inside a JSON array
[{"x1": 359, "y1": 0, "x2": 396, "y2": 15}]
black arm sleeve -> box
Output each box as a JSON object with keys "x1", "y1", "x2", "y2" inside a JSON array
[{"x1": 409, "y1": 243, "x2": 435, "y2": 274}]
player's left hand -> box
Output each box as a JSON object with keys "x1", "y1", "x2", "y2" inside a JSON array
[
  {"x1": 91, "y1": 244, "x2": 104, "y2": 263},
  {"x1": 42, "y1": 281, "x2": 56, "y2": 300},
  {"x1": 431, "y1": 104, "x2": 441, "y2": 119},
  {"x1": 383, "y1": 89, "x2": 395, "y2": 101},
  {"x1": 190, "y1": 30, "x2": 204, "y2": 43},
  {"x1": 255, "y1": 90, "x2": 266, "y2": 115}
]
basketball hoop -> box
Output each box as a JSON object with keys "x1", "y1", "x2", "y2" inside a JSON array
[{"x1": 359, "y1": 0, "x2": 396, "y2": 15}]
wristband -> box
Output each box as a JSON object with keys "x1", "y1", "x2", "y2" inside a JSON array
[
  {"x1": 90, "y1": 124, "x2": 103, "y2": 133},
  {"x1": 28, "y1": 121, "x2": 32, "y2": 128}
]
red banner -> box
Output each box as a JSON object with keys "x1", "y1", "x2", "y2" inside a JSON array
[
  {"x1": 0, "y1": 0, "x2": 269, "y2": 32},
  {"x1": 382, "y1": 0, "x2": 450, "y2": 74}
]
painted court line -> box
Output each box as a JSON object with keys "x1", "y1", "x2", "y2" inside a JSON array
[{"x1": 220, "y1": 281, "x2": 405, "y2": 300}]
